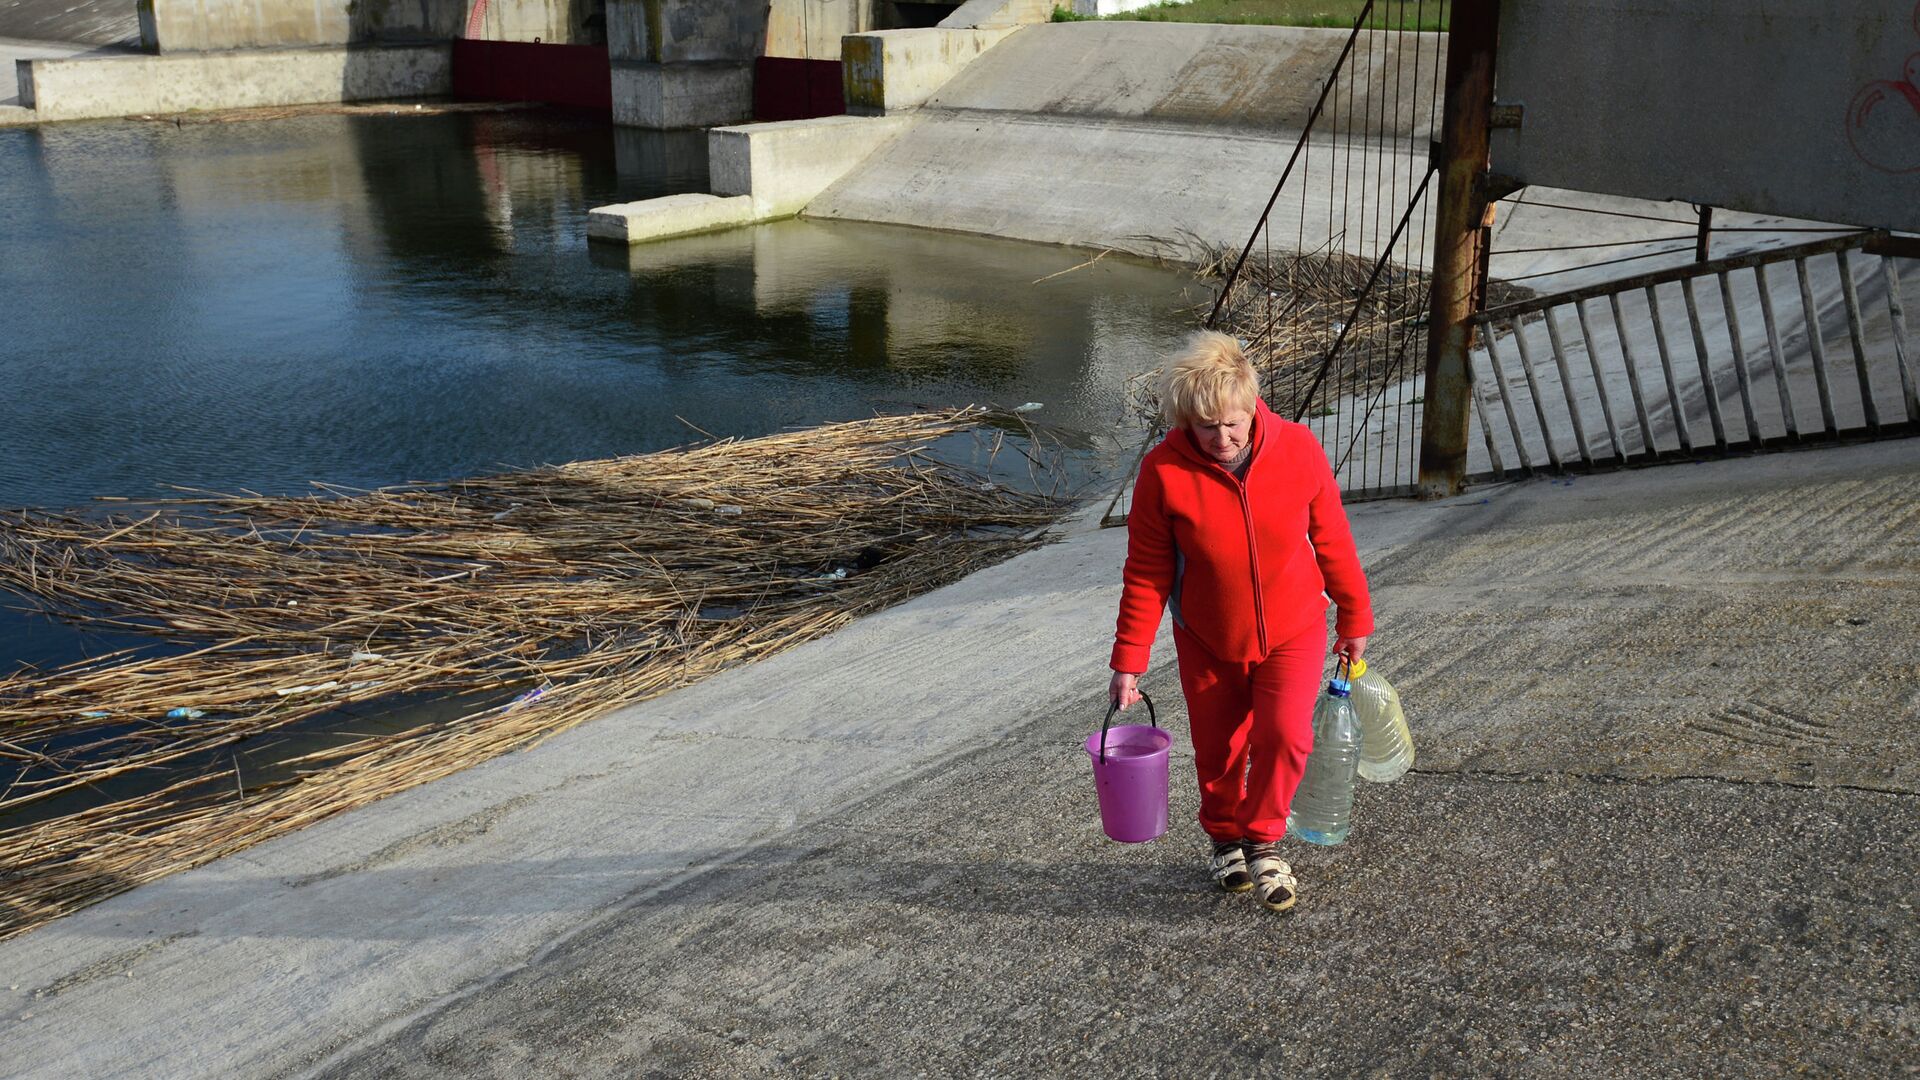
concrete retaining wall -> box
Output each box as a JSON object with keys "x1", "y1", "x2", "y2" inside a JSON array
[
  {"x1": 136, "y1": 0, "x2": 466, "y2": 52},
  {"x1": 17, "y1": 43, "x2": 451, "y2": 121}
]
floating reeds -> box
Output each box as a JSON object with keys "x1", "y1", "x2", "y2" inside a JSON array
[{"x1": 0, "y1": 410, "x2": 1064, "y2": 941}]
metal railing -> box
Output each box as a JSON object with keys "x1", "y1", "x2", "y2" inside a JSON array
[{"x1": 1465, "y1": 232, "x2": 1919, "y2": 479}]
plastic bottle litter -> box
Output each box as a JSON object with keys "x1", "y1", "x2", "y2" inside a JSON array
[
  {"x1": 165, "y1": 707, "x2": 206, "y2": 720},
  {"x1": 508, "y1": 686, "x2": 546, "y2": 710},
  {"x1": 1286, "y1": 663, "x2": 1360, "y2": 846},
  {"x1": 1013, "y1": 402, "x2": 1043, "y2": 413},
  {"x1": 1349, "y1": 658, "x2": 1414, "y2": 783}
]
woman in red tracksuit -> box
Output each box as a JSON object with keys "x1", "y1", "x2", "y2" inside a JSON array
[{"x1": 1107, "y1": 331, "x2": 1373, "y2": 914}]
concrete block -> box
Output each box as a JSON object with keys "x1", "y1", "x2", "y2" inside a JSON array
[
  {"x1": 709, "y1": 114, "x2": 911, "y2": 218},
  {"x1": 0, "y1": 103, "x2": 34, "y2": 126},
  {"x1": 841, "y1": 27, "x2": 1016, "y2": 115},
  {"x1": 611, "y1": 60, "x2": 752, "y2": 129},
  {"x1": 17, "y1": 44, "x2": 450, "y2": 122},
  {"x1": 586, "y1": 193, "x2": 757, "y2": 244}
]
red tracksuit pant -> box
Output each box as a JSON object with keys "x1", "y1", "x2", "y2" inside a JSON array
[{"x1": 1171, "y1": 619, "x2": 1327, "y2": 844}]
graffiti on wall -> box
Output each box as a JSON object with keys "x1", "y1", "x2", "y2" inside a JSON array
[{"x1": 1846, "y1": 1, "x2": 1920, "y2": 173}]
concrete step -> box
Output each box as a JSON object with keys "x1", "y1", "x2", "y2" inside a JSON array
[
  {"x1": 0, "y1": 103, "x2": 36, "y2": 126},
  {"x1": 587, "y1": 193, "x2": 757, "y2": 244}
]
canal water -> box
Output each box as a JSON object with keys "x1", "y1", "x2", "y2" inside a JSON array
[{"x1": 0, "y1": 108, "x2": 1196, "y2": 675}]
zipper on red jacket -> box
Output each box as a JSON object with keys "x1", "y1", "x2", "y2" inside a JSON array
[
  {"x1": 1236, "y1": 479, "x2": 1270, "y2": 656},
  {"x1": 1214, "y1": 460, "x2": 1271, "y2": 658}
]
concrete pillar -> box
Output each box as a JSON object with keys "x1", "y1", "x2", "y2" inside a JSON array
[{"x1": 607, "y1": 0, "x2": 763, "y2": 128}]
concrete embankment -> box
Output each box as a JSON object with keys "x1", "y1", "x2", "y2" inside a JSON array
[
  {"x1": 803, "y1": 20, "x2": 1850, "y2": 289},
  {"x1": 1, "y1": 440, "x2": 1913, "y2": 1076}
]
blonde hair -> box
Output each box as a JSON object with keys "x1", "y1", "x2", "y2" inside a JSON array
[{"x1": 1157, "y1": 330, "x2": 1258, "y2": 427}]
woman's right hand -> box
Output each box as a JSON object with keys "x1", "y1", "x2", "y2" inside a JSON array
[{"x1": 1109, "y1": 671, "x2": 1142, "y2": 710}]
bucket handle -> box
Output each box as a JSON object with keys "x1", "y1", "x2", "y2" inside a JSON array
[{"x1": 1099, "y1": 691, "x2": 1158, "y2": 764}]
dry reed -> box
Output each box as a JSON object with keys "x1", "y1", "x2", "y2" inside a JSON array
[{"x1": 0, "y1": 410, "x2": 1063, "y2": 941}]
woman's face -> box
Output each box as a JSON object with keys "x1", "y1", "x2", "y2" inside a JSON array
[{"x1": 1188, "y1": 409, "x2": 1253, "y2": 464}]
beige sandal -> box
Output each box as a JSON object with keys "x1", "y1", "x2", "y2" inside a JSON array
[{"x1": 1246, "y1": 842, "x2": 1297, "y2": 913}]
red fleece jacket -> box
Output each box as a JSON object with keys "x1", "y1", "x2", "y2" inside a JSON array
[{"x1": 1111, "y1": 400, "x2": 1374, "y2": 673}]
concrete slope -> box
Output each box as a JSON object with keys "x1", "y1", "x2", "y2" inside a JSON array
[
  {"x1": 2, "y1": 436, "x2": 1915, "y2": 1076},
  {"x1": 921, "y1": 20, "x2": 1438, "y2": 135},
  {"x1": 316, "y1": 447, "x2": 1920, "y2": 1077},
  {"x1": 809, "y1": 22, "x2": 1846, "y2": 279},
  {"x1": 810, "y1": 22, "x2": 1436, "y2": 261},
  {"x1": 0, "y1": 0, "x2": 139, "y2": 47}
]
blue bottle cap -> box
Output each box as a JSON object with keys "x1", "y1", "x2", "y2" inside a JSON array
[{"x1": 1327, "y1": 677, "x2": 1352, "y2": 697}]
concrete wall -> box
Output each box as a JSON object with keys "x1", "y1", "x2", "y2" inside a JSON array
[
  {"x1": 137, "y1": 0, "x2": 466, "y2": 52},
  {"x1": 135, "y1": 0, "x2": 608, "y2": 51},
  {"x1": 1492, "y1": 0, "x2": 1920, "y2": 234},
  {"x1": 764, "y1": 0, "x2": 886, "y2": 61},
  {"x1": 843, "y1": 27, "x2": 1014, "y2": 114},
  {"x1": 18, "y1": 43, "x2": 451, "y2": 121}
]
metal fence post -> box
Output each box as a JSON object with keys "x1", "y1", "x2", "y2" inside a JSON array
[{"x1": 1416, "y1": 0, "x2": 1501, "y2": 498}]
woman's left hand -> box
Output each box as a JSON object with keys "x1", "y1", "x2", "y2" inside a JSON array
[{"x1": 1334, "y1": 634, "x2": 1369, "y2": 663}]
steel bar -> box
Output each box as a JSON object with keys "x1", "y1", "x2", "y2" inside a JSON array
[
  {"x1": 1882, "y1": 256, "x2": 1918, "y2": 423},
  {"x1": 1472, "y1": 231, "x2": 1877, "y2": 326},
  {"x1": 1716, "y1": 271, "x2": 1761, "y2": 442},
  {"x1": 1608, "y1": 292, "x2": 1659, "y2": 456},
  {"x1": 1752, "y1": 263, "x2": 1799, "y2": 439},
  {"x1": 1294, "y1": 168, "x2": 1436, "y2": 422},
  {"x1": 1469, "y1": 360, "x2": 1506, "y2": 479},
  {"x1": 1680, "y1": 277, "x2": 1729, "y2": 449},
  {"x1": 1836, "y1": 250, "x2": 1880, "y2": 430},
  {"x1": 1572, "y1": 299, "x2": 1628, "y2": 461},
  {"x1": 1203, "y1": 1, "x2": 1376, "y2": 329},
  {"x1": 1792, "y1": 258, "x2": 1838, "y2": 436},
  {"x1": 1534, "y1": 310, "x2": 1593, "y2": 464},
  {"x1": 1643, "y1": 284, "x2": 1693, "y2": 453},
  {"x1": 1508, "y1": 320, "x2": 1566, "y2": 469},
  {"x1": 1482, "y1": 328, "x2": 1536, "y2": 471}
]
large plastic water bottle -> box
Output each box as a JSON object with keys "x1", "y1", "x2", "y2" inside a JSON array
[
  {"x1": 1286, "y1": 666, "x2": 1359, "y2": 846},
  {"x1": 1350, "y1": 659, "x2": 1414, "y2": 783}
]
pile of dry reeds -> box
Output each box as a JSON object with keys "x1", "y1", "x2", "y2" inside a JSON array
[
  {"x1": 1126, "y1": 242, "x2": 1529, "y2": 424},
  {"x1": 0, "y1": 410, "x2": 1061, "y2": 941}
]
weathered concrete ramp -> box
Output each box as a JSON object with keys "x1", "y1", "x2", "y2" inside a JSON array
[
  {"x1": 2, "y1": 439, "x2": 1914, "y2": 1077},
  {"x1": 808, "y1": 22, "x2": 1440, "y2": 260}
]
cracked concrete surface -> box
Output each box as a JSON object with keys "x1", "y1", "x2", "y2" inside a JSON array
[{"x1": 2, "y1": 440, "x2": 1915, "y2": 1077}]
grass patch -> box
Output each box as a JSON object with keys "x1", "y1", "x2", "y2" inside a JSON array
[{"x1": 1054, "y1": 0, "x2": 1449, "y2": 30}]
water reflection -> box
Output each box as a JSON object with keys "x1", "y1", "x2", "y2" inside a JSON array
[{"x1": 1, "y1": 111, "x2": 1191, "y2": 512}]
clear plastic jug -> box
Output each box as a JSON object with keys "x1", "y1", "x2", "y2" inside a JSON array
[
  {"x1": 1286, "y1": 662, "x2": 1359, "y2": 846},
  {"x1": 1349, "y1": 659, "x2": 1414, "y2": 783}
]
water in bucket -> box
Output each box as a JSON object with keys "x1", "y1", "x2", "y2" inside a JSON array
[
  {"x1": 1085, "y1": 693, "x2": 1170, "y2": 843},
  {"x1": 1349, "y1": 659, "x2": 1415, "y2": 783},
  {"x1": 1286, "y1": 666, "x2": 1360, "y2": 846}
]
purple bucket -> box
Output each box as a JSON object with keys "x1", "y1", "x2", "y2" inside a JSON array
[{"x1": 1085, "y1": 693, "x2": 1171, "y2": 843}]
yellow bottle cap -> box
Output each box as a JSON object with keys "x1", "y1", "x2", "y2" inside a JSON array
[{"x1": 1347, "y1": 658, "x2": 1367, "y2": 678}]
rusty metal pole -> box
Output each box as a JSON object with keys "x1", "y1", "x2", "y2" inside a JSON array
[{"x1": 1416, "y1": 0, "x2": 1501, "y2": 498}]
